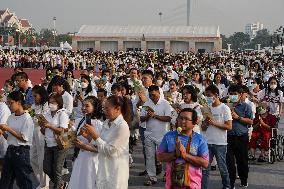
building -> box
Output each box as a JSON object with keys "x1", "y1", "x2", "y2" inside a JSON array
[
  {"x1": 245, "y1": 22, "x2": 264, "y2": 40},
  {"x1": 0, "y1": 8, "x2": 32, "y2": 32},
  {"x1": 72, "y1": 25, "x2": 222, "y2": 53}
]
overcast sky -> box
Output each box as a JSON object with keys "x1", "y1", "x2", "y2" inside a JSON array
[{"x1": 1, "y1": 0, "x2": 283, "y2": 36}]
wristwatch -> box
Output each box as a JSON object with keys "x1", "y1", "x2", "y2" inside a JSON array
[{"x1": 237, "y1": 116, "x2": 242, "y2": 121}]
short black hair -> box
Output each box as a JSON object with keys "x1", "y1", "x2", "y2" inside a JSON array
[
  {"x1": 178, "y1": 108, "x2": 198, "y2": 125},
  {"x1": 97, "y1": 89, "x2": 107, "y2": 96},
  {"x1": 228, "y1": 84, "x2": 243, "y2": 94},
  {"x1": 148, "y1": 85, "x2": 160, "y2": 93},
  {"x1": 205, "y1": 84, "x2": 220, "y2": 96},
  {"x1": 142, "y1": 70, "x2": 154, "y2": 79},
  {"x1": 7, "y1": 91, "x2": 25, "y2": 106},
  {"x1": 15, "y1": 72, "x2": 29, "y2": 81}
]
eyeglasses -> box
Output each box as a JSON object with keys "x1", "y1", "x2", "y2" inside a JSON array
[{"x1": 177, "y1": 116, "x2": 192, "y2": 122}]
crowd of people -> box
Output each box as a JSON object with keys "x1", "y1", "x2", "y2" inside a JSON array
[{"x1": 0, "y1": 49, "x2": 283, "y2": 189}]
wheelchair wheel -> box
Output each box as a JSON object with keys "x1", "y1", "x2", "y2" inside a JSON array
[
  {"x1": 277, "y1": 136, "x2": 284, "y2": 161},
  {"x1": 269, "y1": 149, "x2": 276, "y2": 164}
]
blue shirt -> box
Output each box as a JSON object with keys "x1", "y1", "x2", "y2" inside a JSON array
[
  {"x1": 228, "y1": 102, "x2": 253, "y2": 136},
  {"x1": 18, "y1": 87, "x2": 34, "y2": 106},
  {"x1": 158, "y1": 130, "x2": 209, "y2": 163}
]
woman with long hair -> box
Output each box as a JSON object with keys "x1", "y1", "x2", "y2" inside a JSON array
[
  {"x1": 257, "y1": 77, "x2": 284, "y2": 118},
  {"x1": 73, "y1": 75, "x2": 97, "y2": 119},
  {"x1": 68, "y1": 96, "x2": 103, "y2": 189},
  {"x1": 30, "y1": 85, "x2": 50, "y2": 189},
  {"x1": 82, "y1": 95, "x2": 130, "y2": 189}
]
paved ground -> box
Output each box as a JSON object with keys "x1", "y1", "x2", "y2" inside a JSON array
[{"x1": 128, "y1": 117, "x2": 284, "y2": 189}]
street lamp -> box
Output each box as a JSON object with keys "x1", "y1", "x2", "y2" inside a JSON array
[{"x1": 158, "y1": 12, "x2": 163, "y2": 25}]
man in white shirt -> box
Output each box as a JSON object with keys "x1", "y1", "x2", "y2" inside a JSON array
[
  {"x1": 140, "y1": 85, "x2": 172, "y2": 185},
  {"x1": 201, "y1": 85, "x2": 232, "y2": 189},
  {"x1": 52, "y1": 78, "x2": 74, "y2": 115}
]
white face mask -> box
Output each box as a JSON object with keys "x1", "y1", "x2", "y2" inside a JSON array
[
  {"x1": 270, "y1": 84, "x2": 277, "y2": 90},
  {"x1": 81, "y1": 82, "x2": 88, "y2": 89},
  {"x1": 49, "y1": 103, "x2": 58, "y2": 111},
  {"x1": 156, "y1": 80, "x2": 163, "y2": 86}
]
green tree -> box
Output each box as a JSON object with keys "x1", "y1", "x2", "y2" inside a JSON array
[
  {"x1": 248, "y1": 29, "x2": 271, "y2": 49},
  {"x1": 227, "y1": 32, "x2": 250, "y2": 50},
  {"x1": 55, "y1": 33, "x2": 72, "y2": 46},
  {"x1": 221, "y1": 34, "x2": 229, "y2": 49}
]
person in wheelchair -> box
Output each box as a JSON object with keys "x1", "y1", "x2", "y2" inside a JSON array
[{"x1": 249, "y1": 105, "x2": 278, "y2": 162}]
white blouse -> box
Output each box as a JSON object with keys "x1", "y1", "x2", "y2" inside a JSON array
[
  {"x1": 95, "y1": 114, "x2": 130, "y2": 189},
  {"x1": 43, "y1": 109, "x2": 69, "y2": 147}
]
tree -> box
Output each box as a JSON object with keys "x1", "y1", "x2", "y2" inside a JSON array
[
  {"x1": 248, "y1": 29, "x2": 271, "y2": 49},
  {"x1": 55, "y1": 33, "x2": 72, "y2": 46},
  {"x1": 221, "y1": 34, "x2": 229, "y2": 49},
  {"x1": 227, "y1": 32, "x2": 250, "y2": 50}
]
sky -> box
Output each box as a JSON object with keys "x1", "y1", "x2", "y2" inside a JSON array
[{"x1": 1, "y1": 0, "x2": 283, "y2": 36}]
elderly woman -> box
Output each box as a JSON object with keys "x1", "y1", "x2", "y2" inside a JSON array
[{"x1": 83, "y1": 95, "x2": 130, "y2": 189}]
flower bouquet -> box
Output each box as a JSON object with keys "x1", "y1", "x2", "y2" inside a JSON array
[{"x1": 133, "y1": 79, "x2": 144, "y2": 93}]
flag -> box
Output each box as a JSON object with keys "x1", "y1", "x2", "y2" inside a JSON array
[
  {"x1": 22, "y1": 38, "x2": 27, "y2": 45},
  {"x1": 8, "y1": 36, "x2": 14, "y2": 45},
  {"x1": 32, "y1": 36, "x2": 36, "y2": 45}
]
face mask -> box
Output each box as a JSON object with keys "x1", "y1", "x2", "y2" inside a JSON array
[
  {"x1": 81, "y1": 82, "x2": 88, "y2": 89},
  {"x1": 117, "y1": 72, "x2": 123, "y2": 77},
  {"x1": 251, "y1": 84, "x2": 257, "y2": 89},
  {"x1": 278, "y1": 63, "x2": 282, "y2": 67},
  {"x1": 156, "y1": 80, "x2": 163, "y2": 86},
  {"x1": 89, "y1": 73, "x2": 93, "y2": 78},
  {"x1": 206, "y1": 96, "x2": 214, "y2": 106},
  {"x1": 270, "y1": 84, "x2": 277, "y2": 90},
  {"x1": 245, "y1": 98, "x2": 249, "y2": 103},
  {"x1": 229, "y1": 95, "x2": 239, "y2": 103},
  {"x1": 49, "y1": 103, "x2": 58, "y2": 111}
]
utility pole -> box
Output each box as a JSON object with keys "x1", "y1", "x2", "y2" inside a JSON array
[
  {"x1": 187, "y1": 0, "x2": 191, "y2": 26},
  {"x1": 53, "y1": 16, "x2": 56, "y2": 46}
]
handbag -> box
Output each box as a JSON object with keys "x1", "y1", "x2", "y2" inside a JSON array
[
  {"x1": 54, "y1": 111, "x2": 76, "y2": 150},
  {"x1": 171, "y1": 134, "x2": 192, "y2": 187}
]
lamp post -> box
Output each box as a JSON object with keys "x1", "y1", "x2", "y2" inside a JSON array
[
  {"x1": 53, "y1": 17, "x2": 57, "y2": 46},
  {"x1": 275, "y1": 26, "x2": 284, "y2": 55},
  {"x1": 158, "y1": 12, "x2": 163, "y2": 25},
  {"x1": 227, "y1": 44, "x2": 231, "y2": 54}
]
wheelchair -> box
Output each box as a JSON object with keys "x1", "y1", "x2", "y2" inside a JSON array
[{"x1": 268, "y1": 128, "x2": 284, "y2": 164}]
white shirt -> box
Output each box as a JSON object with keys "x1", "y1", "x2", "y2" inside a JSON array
[
  {"x1": 62, "y1": 91, "x2": 74, "y2": 115},
  {"x1": 6, "y1": 112, "x2": 34, "y2": 146},
  {"x1": 95, "y1": 114, "x2": 130, "y2": 189},
  {"x1": 215, "y1": 83, "x2": 227, "y2": 98},
  {"x1": 0, "y1": 102, "x2": 11, "y2": 124},
  {"x1": 257, "y1": 89, "x2": 284, "y2": 116},
  {"x1": 204, "y1": 103, "x2": 232, "y2": 145},
  {"x1": 141, "y1": 98, "x2": 172, "y2": 140},
  {"x1": 180, "y1": 102, "x2": 203, "y2": 120},
  {"x1": 43, "y1": 109, "x2": 69, "y2": 147}
]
